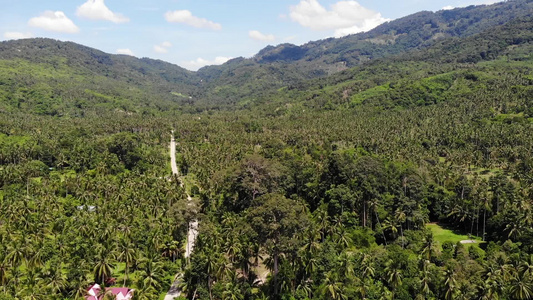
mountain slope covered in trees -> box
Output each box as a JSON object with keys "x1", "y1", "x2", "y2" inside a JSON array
[
  {"x1": 196, "y1": 0, "x2": 533, "y2": 104},
  {"x1": 0, "y1": 38, "x2": 202, "y2": 116},
  {"x1": 1, "y1": 0, "x2": 531, "y2": 112}
]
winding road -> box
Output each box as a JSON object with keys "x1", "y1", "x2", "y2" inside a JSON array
[{"x1": 165, "y1": 131, "x2": 199, "y2": 300}]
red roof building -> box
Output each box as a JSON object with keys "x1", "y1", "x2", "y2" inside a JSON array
[{"x1": 86, "y1": 284, "x2": 134, "y2": 300}]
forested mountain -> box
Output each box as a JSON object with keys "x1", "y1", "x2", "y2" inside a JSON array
[
  {"x1": 0, "y1": 38, "x2": 202, "y2": 116},
  {"x1": 1, "y1": 0, "x2": 531, "y2": 112},
  {"x1": 0, "y1": 1, "x2": 532, "y2": 300},
  {"x1": 196, "y1": 0, "x2": 533, "y2": 104}
]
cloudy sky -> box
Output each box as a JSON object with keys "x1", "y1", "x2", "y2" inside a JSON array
[{"x1": 1, "y1": 0, "x2": 500, "y2": 70}]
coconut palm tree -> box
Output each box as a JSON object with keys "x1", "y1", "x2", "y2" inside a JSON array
[
  {"x1": 16, "y1": 286, "x2": 44, "y2": 300},
  {"x1": 394, "y1": 208, "x2": 406, "y2": 248},
  {"x1": 118, "y1": 240, "x2": 137, "y2": 286},
  {"x1": 455, "y1": 281, "x2": 475, "y2": 300},
  {"x1": 28, "y1": 246, "x2": 44, "y2": 271},
  {"x1": 44, "y1": 266, "x2": 67, "y2": 294},
  {"x1": 337, "y1": 252, "x2": 354, "y2": 282},
  {"x1": 493, "y1": 252, "x2": 512, "y2": 281},
  {"x1": 322, "y1": 271, "x2": 346, "y2": 300},
  {"x1": 296, "y1": 281, "x2": 313, "y2": 299},
  {"x1": 506, "y1": 222, "x2": 524, "y2": 240},
  {"x1": 385, "y1": 259, "x2": 403, "y2": 297},
  {"x1": 418, "y1": 259, "x2": 431, "y2": 297},
  {"x1": 314, "y1": 206, "x2": 330, "y2": 242},
  {"x1": 223, "y1": 282, "x2": 244, "y2": 300},
  {"x1": 5, "y1": 242, "x2": 26, "y2": 269},
  {"x1": 334, "y1": 225, "x2": 353, "y2": 250},
  {"x1": 420, "y1": 233, "x2": 439, "y2": 261},
  {"x1": 444, "y1": 267, "x2": 457, "y2": 300},
  {"x1": 137, "y1": 256, "x2": 164, "y2": 291},
  {"x1": 202, "y1": 249, "x2": 224, "y2": 300},
  {"x1": 508, "y1": 272, "x2": 533, "y2": 300},
  {"x1": 93, "y1": 246, "x2": 117, "y2": 284},
  {"x1": 370, "y1": 196, "x2": 388, "y2": 244},
  {"x1": 477, "y1": 278, "x2": 501, "y2": 300},
  {"x1": 0, "y1": 260, "x2": 9, "y2": 293},
  {"x1": 519, "y1": 254, "x2": 533, "y2": 278},
  {"x1": 72, "y1": 283, "x2": 91, "y2": 300},
  {"x1": 299, "y1": 228, "x2": 321, "y2": 256}
]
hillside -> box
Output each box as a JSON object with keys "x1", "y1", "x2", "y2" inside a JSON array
[
  {"x1": 0, "y1": 0, "x2": 531, "y2": 113},
  {"x1": 0, "y1": 38, "x2": 201, "y2": 116},
  {"x1": 196, "y1": 0, "x2": 533, "y2": 104},
  {"x1": 259, "y1": 16, "x2": 533, "y2": 111}
]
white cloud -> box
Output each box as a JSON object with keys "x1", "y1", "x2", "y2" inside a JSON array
[
  {"x1": 116, "y1": 48, "x2": 134, "y2": 56},
  {"x1": 442, "y1": 5, "x2": 455, "y2": 10},
  {"x1": 28, "y1": 11, "x2": 79, "y2": 33},
  {"x1": 77, "y1": 0, "x2": 129, "y2": 23},
  {"x1": 165, "y1": 10, "x2": 221, "y2": 30},
  {"x1": 249, "y1": 30, "x2": 275, "y2": 42},
  {"x1": 290, "y1": 0, "x2": 389, "y2": 37},
  {"x1": 154, "y1": 45, "x2": 168, "y2": 53},
  {"x1": 154, "y1": 41, "x2": 172, "y2": 54},
  {"x1": 182, "y1": 56, "x2": 231, "y2": 71},
  {"x1": 4, "y1": 32, "x2": 33, "y2": 40}
]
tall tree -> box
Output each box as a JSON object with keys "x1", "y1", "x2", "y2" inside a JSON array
[{"x1": 247, "y1": 193, "x2": 309, "y2": 297}]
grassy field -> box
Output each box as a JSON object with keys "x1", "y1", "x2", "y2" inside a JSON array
[{"x1": 426, "y1": 223, "x2": 483, "y2": 248}]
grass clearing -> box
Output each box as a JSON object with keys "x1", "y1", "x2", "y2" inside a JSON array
[
  {"x1": 171, "y1": 92, "x2": 189, "y2": 98},
  {"x1": 426, "y1": 223, "x2": 483, "y2": 249}
]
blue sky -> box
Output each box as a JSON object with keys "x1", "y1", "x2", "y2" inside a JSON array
[{"x1": 1, "y1": 0, "x2": 500, "y2": 70}]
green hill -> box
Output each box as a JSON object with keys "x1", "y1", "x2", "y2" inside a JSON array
[
  {"x1": 0, "y1": 38, "x2": 201, "y2": 116},
  {"x1": 1, "y1": 0, "x2": 531, "y2": 113},
  {"x1": 195, "y1": 0, "x2": 533, "y2": 105}
]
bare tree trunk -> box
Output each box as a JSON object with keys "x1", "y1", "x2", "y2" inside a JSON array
[
  {"x1": 470, "y1": 211, "x2": 475, "y2": 236},
  {"x1": 274, "y1": 252, "x2": 279, "y2": 295},
  {"x1": 400, "y1": 226, "x2": 404, "y2": 249},
  {"x1": 124, "y1": 266, "x2": 128, "y2": 286},
  {"x1": 363, "y1": 200, "x2": 366, "y2": 228},
  {"x1": 208, "y1": 276, "x2": 213, "y2": 300},
  {"x1": 476, "y1": 207, "x2": 480, "y2": 237},
  {"x1": 483, "y1": 209, "x2": 486, "y2": 242}
]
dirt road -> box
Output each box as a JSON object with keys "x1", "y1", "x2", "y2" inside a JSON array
[{"x1": 165, "y1": 131, "x2": 198, "y2": 300}]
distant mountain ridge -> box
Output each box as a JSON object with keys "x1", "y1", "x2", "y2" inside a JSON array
[
  {"x1": 0, "y1": 0, "x2": 531, "y2": 114},
  {"x1": 0, "y1": 38, "x2": 200, "y2": 94},
  {"x1": 250, "y1": 0, "x2": 533, "y2": 69},
  {"x1": 195, "y1": 0, "x2": 533, "y2": 103}
]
